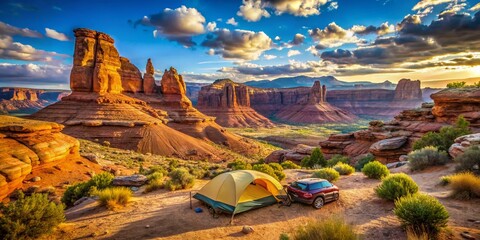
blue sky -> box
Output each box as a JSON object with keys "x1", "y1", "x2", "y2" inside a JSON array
[{"x1": 0, "y1": 0, "x2": 479, "y2": 89}]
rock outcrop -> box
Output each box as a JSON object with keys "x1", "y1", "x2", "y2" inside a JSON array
[
  {"x1": 449, "y1": 133, "x2": 480, "y2": 158},
  {"x1": 431, "y1": 88, "x2": 480, "y2": 128},
  {"x1": 265, "y1": 145, "x2": 315, "y2": 164},
  {"x1": 197, "y1": 79, "x2": 275, "y2": 127},
  {"x1": 0, "y1": 116, "x2": 79, "y2": 200},
  {"x1": 0, "y1": 88, "x2": 69, "y2": 114}
]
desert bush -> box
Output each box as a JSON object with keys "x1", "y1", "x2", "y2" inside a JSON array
[
  {"x1": 144, "y1": 178, "x2": 164, "y2": 193},
  {"x1": 227, "y1": 160, "x2": 252, "y2": 170},
  {"x1": 446, "y1": 81, "x2": 466, "y2": 88},
  {"x1": 454, "y1": 146, "x2": 480, "y2": 173},
  {"x1": 407, "y1": 146, "x2": 449, "y2": 171},
  {"x1": 333, "y1": 163, "x2": 355, "y2": 175},
  {"x1": 102, "y1": 140, "x2": 111, "y2": 147},
  {"x1": 294, "y1": 217, "x2": 358, "y2": 240},
  {"x1": 355, "y1": 154, "x2": 375, "y2": 171},
  {"x1": 327, "y1": 155, "x2": 349, "y2": 167},
  {"x1": 269, "y1": 162, "x2": 284, "y2": 171},
  {"x1": 62, "y1": 172, "x2": 114, "y2": 206},
  {"x1": 165, "y1": 168, "x2": 195, "y2": 191},
  {"x1": 301, "y1": 148, "x2": 327, "y2": 168},
  {"x1": 147, "y1": 171, "x2": 164, "y2": 181},
  {"x1": 473, "y1": 81, "x2": 480, "y2": 87},
  {"x1": 189, "y1": 167, "x2": 208, "y2": 179},
  {"x1": 274, "y1": 170, "x2": 286, "y2": 181},
  {"x1": 448, "y1": 172, "x2": 480, "y2": 200},
  {"x1": 394, "y1": 193, "x2": 449, "y2": 236},
  {"x1": 413, "y1": 116, "x2": 470, "y2": 152},
  {"x1": 369, "y1": 120, "x2": 384, "y2": 127},
  {"x1": 362, "y1": 161, "x2": 389, "y2": 179},
  {"x1": 0, "y1": 192, "x2": 65, "y2": 240},
  {"x1": 279, "y1": 233, "x2": 290, "y2": 240},
  {"x1": 253, "y1": 164, "x2": 282, "y2": 181},
  {"x1": 375, "y1": 173, "x2": 419, "y2": 201},
  {"x1": 96, "y1": 187, "x2": 132, "y2": 210},
  {"x1": 281, "y1": 160, "x2": 301, "y2": 169},
  {"x1": 439, "y1": 175, "x2": 451, "y2": 186},
  {"x1": 312, "y1": 168, "x2": 340, "y2": 182}
]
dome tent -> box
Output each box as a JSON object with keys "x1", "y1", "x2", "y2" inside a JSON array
[{"x1": 193, "y1": 170, "x2": 284, "y2": 215}]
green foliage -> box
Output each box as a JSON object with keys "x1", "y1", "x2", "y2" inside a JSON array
[
  {"x1": 147, "y1": 171, "x2": 164, "y2": 181},
  {"x1": 281, "y1": 160, "x2": 301, "y2": 169},
  {"x1": 327, "y1": 155, "x2": 349, "y2": 167},
  {"x1": 144, "y1": 178, "x2": 164, "y2": 193},
  {"x1": 268, "y1": 162, "x2": 284, "y2": 171},
  {"x1": 448, "y1": 172, "x2": 480, "y2": 200},
  {"x1": 62, "y1": 172, "x2": 114, "y2": 207},
  {"x1": 253, "y1": 163, "x2": 282, "y2": 181},
  {"x1": 0, "y1": 192, "x2": 65, "y2": 240},
  {"x1": 333, "y1": 163, "x2": 355, "y2": 175},
  {"x1": 362, "y1": 161, "x2": 389, "y2": 179},
  {"x1": 301, "y1": 148, "x2": 326, "y2": 168},
  {"x1": 454, "y1": 146, "x2": 480, "y2": 173},
  {"x1": 96, "y1": 187, "x2": 132, "y2": 210},
  {"x1": 227, "y1": 160, "x2": 252, "y2": 170},
  {"x1": 413, "y1": 116, "x2": 471, "y2": 152},
  {"x1": 294, "y1": 218, "x2": 359, "y2": 240},
  {"x1": 473, "y1": 81, "x2": 480, "y2": 87},
  {"x1": 102, "y1": 140, "x2": 111, "y2": 147},
  {"x1": 165, "y1": 168, "x2": 195, "y2": 191},
  {"x1": 407, "y1": 146, "x2": 449, "y2": 171},
  {"x1": 279, "y1": 233, "x2": 290, "y2": 240},
  {"x1": 312, "y1": 168, "x2": 340, "y2": 182},
  {"x1": 355, "y1": 154, "x2": 375, "y2": 171},
  {"x1": 375, "y1": 173, "x2": 419, "y2": 201},
  {"x1": 439, "y1": 175, "x2": 451, "y2": 186},
  {"x1": 394, "y1": 194, "x2": 449, "y2": 236},
  {"x1": 446, "y1": 81, "x2": 466, "y2": 88}
]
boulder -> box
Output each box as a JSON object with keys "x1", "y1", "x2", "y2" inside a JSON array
[
  {"x1": 370, "y1": 136, "x2": 408, "y2": 152},
  {"x1": 449, "y1": 133, "x2": 480, "y2": 158},
  {"x1": 112, "y1": 175, "x2": 148, "y2": 187}
]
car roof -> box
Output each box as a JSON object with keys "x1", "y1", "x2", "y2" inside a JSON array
[{"x1": 295, "y1": 178, "x2": 328, "y2": 184}]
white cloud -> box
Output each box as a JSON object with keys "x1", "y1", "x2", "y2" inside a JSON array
[
  {"x1": 309, "y1": 22, "x2": 362, "y2": 48},
  {"x1": 412, "y1": 0, "x2": 454, "y2": 10},
  {"x1": 287, "y1": 50, "x2": 301, "y2": 57},
  {"x1": 275, "y1": 36, "x2": 281, "y2": 41},
  {"x1": 45, "y1": 28, "x2": 69, "y2": 41},
  {"x1": 207, "y1": 21, "x2": 217, "y2": 32},
  {"x1": 0, "y1": 21, "x2": 42, "y2": 38},
  {"x1": 471, "y1": 3, "x2": 480, "y2": 11},
  {"x1": 0, "y1": 63, "x2": 70, "y2": 88},
  {"x1": 237, "y1": 0, "x2": 271, "y2": 22},
  {"x1": 328, "y1": 2, "x2": 338, "y2": 11},
  {"x1": 227, "y1": 17, "x2": 238, "y2": 26},
  {"x1": 263, "y1": 54, "x2": 277, "y2": 60}
]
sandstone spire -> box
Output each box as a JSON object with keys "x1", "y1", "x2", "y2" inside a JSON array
[{"x1": 143, "y1": 58, "x2": 156, "y2": 94}]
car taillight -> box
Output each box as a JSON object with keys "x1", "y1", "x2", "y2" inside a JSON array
[{"x1": 303, "y1": 192, "x2": 313, "y2": 198}]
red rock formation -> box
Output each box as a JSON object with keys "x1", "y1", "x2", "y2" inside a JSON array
[
  {"x1": 0, "y1": 116, "x2": 79, "y2": 200},
  {"x1": 431, "y1": 88, "x2": 480, "y2": 128},
  {"x1": 0, "y1": 88, "x2": 68, "y2": 114},
  {"x1": 394, "y1": 79, "x2": 422, "y2": 100},
  {"x1": 120, "y1": 57, "x2": 143, "y2": 93},
  {"x1": 143, "y1": 58, "x2": 157, "y2": 95}
]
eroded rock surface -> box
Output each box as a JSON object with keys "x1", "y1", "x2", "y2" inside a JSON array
[{"x1": 449, "y1": 133, "x2": 480, "y2": 158}]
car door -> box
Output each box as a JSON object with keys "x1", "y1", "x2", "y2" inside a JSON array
[{"x1": 321, "y1": 181, "x2": 334, "y2": 201}]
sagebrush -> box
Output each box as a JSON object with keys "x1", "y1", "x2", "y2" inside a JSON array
[
  {"x1": 375, "y1": 173, "x2": 419, "y2": 201},
  {"x1": 362, "y1": 161, "x2": 389, "y2": 179},
  {"x1": 407, "y1": 146, "x2": 449, "y2": 171},
  {"x1": 312, "y1": 168, "x2": 340, "y2": 182}
]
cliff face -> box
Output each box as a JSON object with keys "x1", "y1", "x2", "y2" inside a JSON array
[
  {"x1": 0, "y1": 88, "x2": 69, "y2": 114},
  {"x1": 0, "y1": 116, "x2": 79, "y2": 200},
  {"x1": 431, "y1": 88, "x2": 480, "y2": 127}
]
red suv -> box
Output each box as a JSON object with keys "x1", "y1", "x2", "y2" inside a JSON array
[{"x1": 286, "y1": 178, "x2": 339, "y2": 209}]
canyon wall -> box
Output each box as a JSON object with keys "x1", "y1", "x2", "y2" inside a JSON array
[{"x1": 0, "y1": 88, "x2": 69, "y2": 114}]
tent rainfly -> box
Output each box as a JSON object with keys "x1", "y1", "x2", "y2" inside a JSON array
[{"x1": 193, "y1": 170, "x2": 284, "y2": 216}]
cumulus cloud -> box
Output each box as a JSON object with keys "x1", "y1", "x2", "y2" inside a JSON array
[
  {"x1": 201, "y1": 28, "x2": 273, "y2": 60},
  {"x1": 136, "y1": 6, "x2": 206, "y2": 47},
  {"x1": 219, "y1": 60, "x2": 327, "y2": 76},
  {"x1": 275, "y1": 36, "x2": 281, "y2": 41},
  {"x1": 287, "y1": 50, "x2": 301, "y2": 57},
  {"x1": 351, "y1": 22, "x2": 395, "y2": 36},
  {"x1": 308, "y1": 22, "x2": 361, "y2": 48},
  {"x1": 0, "y1": 63, "x2": 70, "y2": 88},
  {"x1": 471, "y1": 3, "x2": 480, "y2": 11},
  {"x1": 45, "y1": 28, "x2": 69, "y2": 41},
  {"x1": 412, "y1": 0, "x2": 454, "y2": 10},
  {"x1": 0, "y1": 21, "x2": 42, "y2": 38},
  {"x1": 327, "y1": 1, "x2": 338, "y2": 11},
  {"x1": 263, "y1": 54, "x2": 277, "y2": 60},
  {"x1": 226, "y1": 17, "x2": 238, "y2": 26},
  {"x1": 237, "y1": 0, "x2": 329, "y2": 22},
  {"x1": 207, "y1": 21, "x2": 217, "y2": 32},
  {"x1": 237, "y1": 0, "x2": 271, "y2": 22}
]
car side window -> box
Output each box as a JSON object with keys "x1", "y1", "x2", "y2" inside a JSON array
[
  {"x1": 309, "y1": 182, "x2": 323, "y2": 190},
  {"x1": 321, "y1": 181, "x2": 332, "y2": 188}
]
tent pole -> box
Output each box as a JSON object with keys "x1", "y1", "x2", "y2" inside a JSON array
[
  {"x1": 230, "y1": 212, "x2": 235, "y2": 225},
  {"x1": 189, "y1": 192, "x2": 192, "y2": 209}
]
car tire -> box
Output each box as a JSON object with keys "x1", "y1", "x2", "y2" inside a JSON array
[
  {"x1": 313, "y1": 197, "x2": 324, "y2": 209},
  {"x1": 333, "y1": 192, "x2": 339, "y2": 201}
]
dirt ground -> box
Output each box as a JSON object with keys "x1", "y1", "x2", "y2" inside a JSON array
[{"x1": 51, "y1": 165, "x2": 480, "y2": 240}]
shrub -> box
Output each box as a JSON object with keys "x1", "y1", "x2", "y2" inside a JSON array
[
  {"x1": 253, "y1": 164, "x2": 280, "y2": 181},
  {"x1": 454, "y1": 146, "x2": 480, "y2": 173},
  {"x1": 0, "y1": 192, "x2": 65, "y2": 240},
  {"x1": 473, "y1": 81, "x2": 480, "y2": 87},
  {"x1": 279, "y1": 233, "x2": 290, "y2": 240},
  {"x1": 268, "y1": 162, "x2": 284, "y2": 171},
  {"x1": 369, "y1": 120, "x2": 384, "y2": 127},
  {"x1": 301, "y1": 148, "x2": 327, "y2": 168},
  {"x1": 312, "y1": 168, "x2": 340, "y2": 182},
  {"x1": 144, "y1": 178, "x2": 164, "y2": 193},
  {"x1": 102, "y1": 140, "x2": 111, "y2": 147},
  {"x1": 407, "y1": 146, "x2": 449, "y2": 171},
  {"x1": 189, "y1": 167, "x2": 208, "y2": 179},
  {"x1": 448, "y1": 172, "x2": 480, "y2": 200},
  {"x1": 413, "y1": 116, "x2": 470, "y2": 152},
  {"x1": 147, "y1": 171, "x2": 164, "y2": 181},
  {"x1": 362, "y1": 161, "x2": 389, "y2": 179},
  {"x1": 227, "y1": 160, "x2": 252, "y2": 170},
  {"x1": 355, "y1": 154, "x2": 375, "y2": 171},
  {"x1": 274, "y1": 170, "x2": 286, "y2": 181},
  {"x1": 375, "y1": 173, "x2": 419, "y2": 201},
  {"x1": 394, "y1": 193, "x2": 449, "y2": 236},
  {"x1": 294, "y1": 218, "x2": 358, "y2": 240},
  {"x1": 165, "y1": 168, "x2": 195, "y2": 191},
  {"x1": 439, "y1": 175, "x2": 451, "y2": 186},
  {"x1": 96, "y1": 187, "x2": 132, "y2": 210},
  {"x1": 281, "y1": 160, "x2": 301, "y2": 169},
  {"x1": 333, "y1": 163, "x2": 355, "y2": 175},
  {"x1": 446, "y1": 81, "x2": 466, "y2": 88},
  {"x1": 327, "y1": 155, "x2": 349, "y2": 167},
  {"x1": 62, "y1": 172, "x2": 114, "y2": 206}
]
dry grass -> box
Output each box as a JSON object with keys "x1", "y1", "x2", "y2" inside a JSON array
[
  {"x1": 406, "y1": 227, "x2": 429, "y2": 240},
  {"x1": 449, "y1": 172, "x2": 480, "y2": 200},
  {"x1": 294, "y1": 217, "x2": 359, "y2": 240},
  {"x1": 144, "y1": 178, "x2": 164, "y2": 193},
  {"x1": 96, "y1": 187, "x2": 132, "y2": 210}
]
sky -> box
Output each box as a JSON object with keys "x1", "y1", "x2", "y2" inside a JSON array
[{"x1": 0, "y1": 0, "x2": 479, "y2": 89}]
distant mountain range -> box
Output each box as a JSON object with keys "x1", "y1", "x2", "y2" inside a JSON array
[{"x1": 243, "y1": 76, "x2": 397, "y2": 90}]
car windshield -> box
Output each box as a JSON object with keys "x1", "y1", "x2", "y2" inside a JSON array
[{"x1": 291, "y1": 181, "x2": 308, "y2": 191}]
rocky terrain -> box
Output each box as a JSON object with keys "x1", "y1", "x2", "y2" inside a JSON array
[
  {"x1": 0, "y1": 88, "x2": 69, "y2": 114},
  {"x1": 0, "y1": 116, "x2": 79, "y2": 200},
  {"x1": 319, "y1": 87, "x2": 480, "y2": 163},
  {"x1": 30, "y1": 28, "x2": 262, "y2": 160}
]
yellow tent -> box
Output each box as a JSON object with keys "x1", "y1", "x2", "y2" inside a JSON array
[{"x1": 193, "y1": 170, "x2": 284, "y2": 215}]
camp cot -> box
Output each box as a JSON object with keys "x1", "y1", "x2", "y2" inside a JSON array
[{"x1": 193, "y1": 170, "x2": 285, "y2": 216}]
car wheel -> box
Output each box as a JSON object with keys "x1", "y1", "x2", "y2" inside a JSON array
[
  {"x1": 313, "y1": 197, "x2": 324, "y2": 209},
  {"x1": 333, "y1": 192, "x2": 339, "y2": 201}
]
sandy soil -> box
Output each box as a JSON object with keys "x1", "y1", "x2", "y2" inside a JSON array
[{"x1": 51, "y1": 165, "x2": 480, "y2": 240}]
